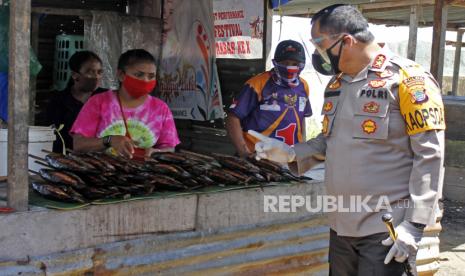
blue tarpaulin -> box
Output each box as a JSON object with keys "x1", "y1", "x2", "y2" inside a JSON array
[
  {"x1": 0, "y1": 72, "x2": 7, "y2": 122},
  {"x1": 270, "y1": 0, "x2": 292, "y2": 9}
]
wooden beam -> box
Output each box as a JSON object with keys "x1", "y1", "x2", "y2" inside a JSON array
[
  {"x1": 452, "y1": 30, "x2": 464, "y2": 95},
  {"x1": 430, "y1": 0, "x2": 447, "y2": 87},
  {"x1": 366, "y1": 18, "x2": 409, "y2": 26},
  {"x1": 31, "y1": 7, "x2": 91, "y2": 16},
  {"x1": 358, "y1": 0, "x2": 435, "y2": 12},
  {"x1": 7, "y1": 0, "x2": 31, "y2": 211},
  {"x1": 446, "y1": 40, "x2": 465, "y2": 47},
  {"x1": 408, "y1": 5, "x2": 419, "y2": 60},
  {"x1": 30, "y1": 13, "x2": 40, "y2": 125},
  {"x1": 447, "y1": 0, "x2": 465, "y2": 7},
  {"x1": 264, "y1": 0, "x2": 273, "y2": 69}
]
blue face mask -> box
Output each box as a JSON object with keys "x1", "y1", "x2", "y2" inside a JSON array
[{"x1": 272, "y1": 60, "x2": 304, "y2": 88}]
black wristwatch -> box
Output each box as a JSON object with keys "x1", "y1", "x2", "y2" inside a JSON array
[{"x1": 103, "y1": 136, "x2": 112, "y2": 148}]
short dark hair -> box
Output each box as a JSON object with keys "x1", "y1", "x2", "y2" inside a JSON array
[
  {"x1": 66, "y1": 50, "x2": 102, "y2": 89},
  {"x1": 312, "y1": 4, "x2": 374, "y2": 43},
  {"x1": 69, "y1": 50, "x2": 102, "y2": 73},
  {"x1": 117, "y1": 49, "x2": 156, "y2": 71}
]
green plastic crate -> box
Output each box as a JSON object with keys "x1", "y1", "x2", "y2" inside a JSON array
[{"x1": 52, "y1": 34, "x2": 84, "y2": 91}]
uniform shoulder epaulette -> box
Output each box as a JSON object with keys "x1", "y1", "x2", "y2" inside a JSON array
[{"x1": 389, "y1": 55, "x2": 424, "y2": 74}]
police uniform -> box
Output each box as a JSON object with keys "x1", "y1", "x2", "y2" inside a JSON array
[{"x1": 290, "y1": 47, "x2": 445, "y2": 274}]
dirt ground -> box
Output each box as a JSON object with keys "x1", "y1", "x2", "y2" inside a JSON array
[{"x1": 436, "y1": 199, "x2": 465, "y2": 275}]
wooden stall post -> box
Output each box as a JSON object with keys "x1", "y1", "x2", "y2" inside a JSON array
[
  {"x1": 452, "y1": 29, "x2": 464, "y2": 96},
  {"x1": 30, "y1": 13, "x2": 40, "y2": 124},
  {"x1": 407, "y1": 5, "x2": 419, "y2": 60},
  {"x1": 7, "y1": 0, "x2": 31, "y2": 211},
  {"x1": 430, "y1": 0, "x2": 447, "y2": 88}
]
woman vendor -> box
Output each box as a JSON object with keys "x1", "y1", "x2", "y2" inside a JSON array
[{"x1": 71, "y1": 49, "x2": 180, "y2": 159}]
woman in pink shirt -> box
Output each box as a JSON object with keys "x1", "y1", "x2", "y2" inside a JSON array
[{"x1": 71, "y1": 49, "x2": 180, "y2": 160}]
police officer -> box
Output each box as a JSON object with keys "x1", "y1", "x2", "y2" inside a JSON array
[
  {"x1": 226, "y1": 40, "x2": 312, "y2": 158},
  {"x1": 253, "y1": 4, "x2": 445, "y2": 276}
]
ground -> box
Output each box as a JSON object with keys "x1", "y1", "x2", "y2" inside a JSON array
[{"x1": 437, "y1": 199, "x2": 465, "y2": 275}]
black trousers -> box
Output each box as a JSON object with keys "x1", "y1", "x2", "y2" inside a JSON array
[{"x1": 329, "y1": 229, "x2": 405, "y2": 276}]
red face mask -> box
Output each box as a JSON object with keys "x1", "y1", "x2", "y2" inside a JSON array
[{"x1": 122, "y1": 74, "x2": 157, "y2": 98}]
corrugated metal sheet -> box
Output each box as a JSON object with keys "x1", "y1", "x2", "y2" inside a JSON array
[
  {"x1": 0, "y1": 216, "x2": 329, "y2": 275},
  {"x1": 418, "y1": 221, "x2": 442, "y2": 275},
  {"x1": 274, "y1": 0, "x2": 465, "y2": 27}
]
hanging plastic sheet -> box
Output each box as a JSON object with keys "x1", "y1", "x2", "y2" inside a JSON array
[
  {"x1": 84, "y1": 11, "x2": 122, "y2": 89},
  {"x1": 121, "y1": 16, "x2": 162, "y2": 64}
]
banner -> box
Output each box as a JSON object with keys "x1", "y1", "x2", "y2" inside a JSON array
[
  {"x1": 158, "y1": 0, "x2": 223, "y2": 121},
  {"x1": 213, "y1": 0, "x2": 264, "y2": 59},
  {"x1": 270, "y1": 0, "x2": 292, "y2": 9}
]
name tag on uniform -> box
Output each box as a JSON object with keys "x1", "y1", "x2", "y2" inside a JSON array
[
  {"x1": 299, "y1": 97, "x2": 307, "y2": 112},
  {"x1": 259, "y1": 103, "x2": 281, "y2": 111}
]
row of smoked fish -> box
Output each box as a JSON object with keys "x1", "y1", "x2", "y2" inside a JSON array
[{"x1": 30, "y1": 149, "x2": 310, "y2": 203}]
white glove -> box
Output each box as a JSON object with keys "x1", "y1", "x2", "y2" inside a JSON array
[
  {"x1": 248, "y1": 130, "x2": 296, "y2": 163},
  {"x1": 382, "y1": 221, "x2": 423, "y2": 272}
]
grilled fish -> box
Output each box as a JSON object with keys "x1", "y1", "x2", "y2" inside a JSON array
[
  {"x1": 32, "y1": 181, "x2": 84, "y2": 203},
  {"x1": 211, "y1": 153, "x2": 261, "y2": 174},
  {"x1": 150, "y1": 174, "x2": 188, "y2": 190},
  {"x1": 38, "y1": 169, "x2": 86, "y2": 190},
  {"x1": 222, "y1": 169, "x2": 253, "y2": 184},
  {"x1": 250, "y1": 158, "x2": 285, "y2": 173},
  {"x1": 45, "y1": 154, "x2": 95, "y2": 173},
  {"x1": 207, "y1": 169, "x2": 238, "y2": 185}
]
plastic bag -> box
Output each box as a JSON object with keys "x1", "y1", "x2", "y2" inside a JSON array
[
  {"x1": 84, "y1": 11, "x2": 122, "y2": 89},
  {"x1": 122, "y1": 16, "x2": 161, "y2": 63}
]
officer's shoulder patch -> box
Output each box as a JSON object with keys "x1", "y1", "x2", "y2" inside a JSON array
[
  {"x1": 398, "y1": 66, "x2": 445, "y2": 135},
  {"x1": 390, "y1": 55, "x2": 414, "y2": 66}
]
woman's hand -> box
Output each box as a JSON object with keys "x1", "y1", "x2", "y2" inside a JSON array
[{"x1": 110, "y1": 135, "x2": 135, "y2": 158}]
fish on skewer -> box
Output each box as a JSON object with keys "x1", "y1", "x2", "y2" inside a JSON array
[
  {"x1": 149, "y1": 174, "x2": 188, "y2": 191},
  {"x1": 194, "y1": 175, "x2": 216, "y2": 186},
  {"x1": 176, "y1": 150, "x2": 221, "y2": 167},
  {"x1": 221, "y1": 169, "x2": 253, "y2": 184},
  {"x1": 249, "y1": 158, "x2": 286, "y2": 174},
  {"x1": 206, "y1": 169, "x2": 239, "y2": 185},
  {"x1": 43, "y1": 154, "x2": 97, "y2": 173},
  {"x1": 56, "y1": 185, "x2": 87, "y2": 203},
  {"x1": 37, "y1": 169, "x2": 87, "y2": 190},
  {"x1": 31, "y1": 181, "x2": 86, "y2": 203},
  {"x1": 211, "y1": 153, "x2": 261, "y2": 174},
  {"x1": 71, "y1": 153, "x2": 116, "y2": 173},
  {"x1": 178, "y1": 149, "x2": 217, "y2": 162}
]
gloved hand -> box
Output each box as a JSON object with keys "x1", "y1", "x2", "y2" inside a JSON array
[
  {"x1": 382, "y1": 221, "x2": 424, "y2": 273},
  {"x1": 248, "y1": 130, "x2": 296, "y2": 163}
]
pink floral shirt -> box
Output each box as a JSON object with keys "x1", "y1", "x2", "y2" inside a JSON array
[{"x1": 70, "y1": 90, "x2": 180, "y2": 149}]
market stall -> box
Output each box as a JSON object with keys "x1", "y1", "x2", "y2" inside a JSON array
[{"x1": 0, "y1": 0, "x2": 462, "y2": 275}]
